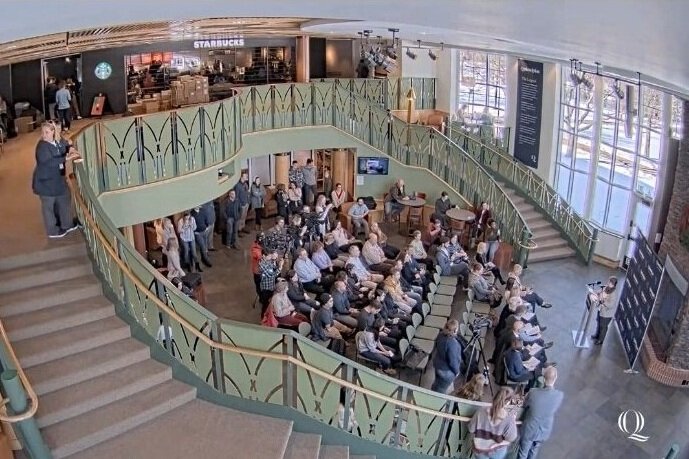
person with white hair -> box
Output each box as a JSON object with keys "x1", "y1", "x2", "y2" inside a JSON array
[{"x1": 515, "y1": 366, "x2": 564, "y2": 459}]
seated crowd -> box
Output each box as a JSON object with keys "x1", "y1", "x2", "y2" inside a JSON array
[
  {"x1": 252, "y1": 180, "x2": 546, "y2": 389},
  {"x1": 151, "y1": 169, "x2": 563, "y2": 459}
]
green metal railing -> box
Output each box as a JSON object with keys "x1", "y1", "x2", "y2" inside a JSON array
[
  {"x1": 69, "y1": 161, "x2": 489, "y2": 458},
  {"x1": 84, "y1": 79, "x2": 528, "y2": 254},
  {"x1": 66, "y1": 78, "x2": 533, "y2": 457},
  {"x1": 447, "y1": 125, "x2": 598, "y2": 263}
]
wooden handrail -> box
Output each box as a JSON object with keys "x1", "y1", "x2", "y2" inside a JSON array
[
  {"x1": 67, "y1": 173, "x2": 491, "y2": 424},
  {"x1": 0, "y1": 319, "x2": 39, "y2": 422}
]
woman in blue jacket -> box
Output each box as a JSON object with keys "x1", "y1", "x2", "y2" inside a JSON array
[{"x1": 431, "y1": 319, "x2": 462, "y2": 394}]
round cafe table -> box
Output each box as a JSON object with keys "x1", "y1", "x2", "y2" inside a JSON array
[
  {"x1": 398, "y1": 197, "x2": 426, "y2": 235},
  {"x1": 446, "y1": 207, "x2": 475, "y2": 244},
  {"x1": 446, "y1": 207, "x2": 475, "y2": 223}
]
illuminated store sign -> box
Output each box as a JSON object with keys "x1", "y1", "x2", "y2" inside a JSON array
[{"x1": 193, "y1": 37, "x2": 245, "y2": 49}]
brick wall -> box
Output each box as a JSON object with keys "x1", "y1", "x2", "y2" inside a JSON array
[{"x1": 659, "y1": 100, "x2": 689, "y2": 369}]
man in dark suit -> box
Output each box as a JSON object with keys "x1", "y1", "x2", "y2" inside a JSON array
[
  {"x1": 504, "y1": 338, "x2": 535, "y2": 385},
  {"x1": 516, "y1": 367, "x2": 564, "y2": 459}
]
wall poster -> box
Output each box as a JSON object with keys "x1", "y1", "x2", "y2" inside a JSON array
[{"x1": 514, "y1": 59, "x2": 543, "y2": 168}]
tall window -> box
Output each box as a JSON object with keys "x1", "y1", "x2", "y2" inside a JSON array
[
  {"x1": 554, "y1": 70, "x2": 667, "y2": 236},
  {"x1": 671, "y1": 95, "x2": 684, "y2": 140},
  {"x1": 554, "y1": 68, "x2": 594, "y2": 215},
  {"x1": 457, "y1": 51, "x2": 506, "y2": 127}
]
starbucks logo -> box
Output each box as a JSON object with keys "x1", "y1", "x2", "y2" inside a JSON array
[{"x1": 680, "y1": 206, "x2": 689, "y2": 251}]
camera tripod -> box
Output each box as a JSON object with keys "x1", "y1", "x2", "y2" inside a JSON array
[{"x1": 463, "y1": 328, "x2": 494, "y2": 397}]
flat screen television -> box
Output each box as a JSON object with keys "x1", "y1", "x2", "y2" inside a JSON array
[{"x1": 357, "y1": 157, "x2": 389, "y2": 175}]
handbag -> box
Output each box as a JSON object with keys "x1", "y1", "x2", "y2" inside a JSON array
[
  {"x1": 403, "y1": 344, "x2": 428, "y2": 368},
  {"x1": 261, "y1": 308, "x2": 278, "y2": 328}
]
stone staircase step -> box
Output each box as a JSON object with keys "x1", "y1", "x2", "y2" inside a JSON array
[
  {"x1": 515, "y1": 201, "x2": 535, "y2": 213},
  {"x1": 283, "y1": 432, "x2": 322, "y2": 459},
  {"x1": 528, "y1": 218, "x2": 552, "y2": 231},
  {"x1": 531, "y1": 227, "x2": 561, "y2": 240},
  {"x1": 13, "y1": 316, "x2": 130, "y2": 369},
  {"x1": 531, "y1": 237, "x2": 570, "y2": 251},
  {"x1": 319, "y1": 445, "x2": 349, "y2": 459},
  {"x1": 43, "y1": 380, "x2": 196, "y2": 459},
  {"x1": 4, "y1": 296, "x2": 113, "y2": 341},
  {"x1": 0, "y1": 255, "x2": 92, "y2": 294},
  {"x1": 0, "y1": 275, "x2": 102, "y2": 318},
  {"x1": 67, "y1": 399, "x2": 294, "y2": 459},
  {"x1": 37, "y1": 360, "x2": 172, "y2": 428},
  {"x1": 521, "y1": 210, "x2": 542, "y2": 220},
  {"x1": 528, "y1": 246, "x2": 577, "y2": 263},
  {"x1": 26, "y1": 338, "x2": 150, "y2": 396},
  {"x1": 0, "y1": 243, "x2": 86, "y2": 272}
]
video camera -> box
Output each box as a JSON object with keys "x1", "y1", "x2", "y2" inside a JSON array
[{"x1": 469, "y1": 316, "x2": 492, "y2": 334}]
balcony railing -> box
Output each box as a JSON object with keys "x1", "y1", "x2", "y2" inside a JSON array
[
  {"x1": 69, "y1": 78, "x2": 532, "y2": 457},
  {"x1": 446, "y1": 125, "x2": 598, "y2": 263}
]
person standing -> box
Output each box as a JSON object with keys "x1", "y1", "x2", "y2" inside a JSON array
[
  {"x1": 44, "y1": 78, "x2": 58, "y2": 121},
  {"x1": 250, "y1": 176, "x2": 266, "y2": 231},
  {"x1": 200, "y1": 200, "x2": 216, "y2": 251},
  {"x1": 323, "y1": 166, "x2": 333, "y2": 202},
  {"x1": 32, "y1": 123, "x2": 80, "y2": 238},
  {"x1": 224, "y1": 190, "x2": 241, "y2": 249},
  {"x1": 258, "y1": 249, "x2": 284, "y2": 314},
  {"x1": 591, "y1": 276, "x2": 619, "y2": 345},
  {"x1": 191, "y1": 206, "x2": 213, "y2": 268},
  {"x1": 55, "y1": 81, "x2": 72, "y2": 132},
  {"x1": 516, "y1": 367, "x2": 563, "y2": 459},
  {"x1": 234, "y1": 173, "x2": 250, "y2": 236},
  {"x1": 434, "y1": 191, "x2": 454, "y2": 227},
  {"x1": 468, "y1": 387, "x2": 518, "y2": 459},
  {"x1": 288, "y1": 160, "x2": 304, "y2": 203},
  {"x1": 177, "y1": 212, "x2": 199, "y2": 272},
  {"x1": 431, "y1": 319, "x2": 462, "y2": 394},
  {"x1": 302, "y1": 158, "x2": 318, "y2": 206}
]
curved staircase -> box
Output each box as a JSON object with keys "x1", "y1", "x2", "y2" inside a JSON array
[
  {"x1": 496, "y1": 181, "x2": 576, "y2": 263},
  {"x1": 0, "y1": 243, "x2": 376, "y2": 459}
]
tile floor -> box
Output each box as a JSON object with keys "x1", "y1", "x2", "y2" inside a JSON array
[{"x1": 1, "y1": 126, "x2": 687, "y2": 459}]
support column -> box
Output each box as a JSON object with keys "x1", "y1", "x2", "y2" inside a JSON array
[
  {"x1": 332, "y1": 149, "x2": 349, "y2": 198},
  {"x1": 132, "y1": 223, "x2": 146, "y2": 256},
  {"x1": 583, "y1": 74, "x2": 604, "y2": 219},
  {"x1": 435, "y1": 48, "x2": 457, "y2": 115},
  {"x1": 296, "y1": 36, "x2": 310, "y2": 83},
  {"x1": 274, "y1": 153, "x2": 290, "y2": 186}
]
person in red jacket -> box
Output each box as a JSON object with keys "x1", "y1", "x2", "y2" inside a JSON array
[{"x1": 250, "y1": 233, "x2": 264, "y2": 296}]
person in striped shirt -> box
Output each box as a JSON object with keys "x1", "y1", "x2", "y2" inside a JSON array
[{"x1": 468, "y1": 387, "x2": 518, "y2": 459}]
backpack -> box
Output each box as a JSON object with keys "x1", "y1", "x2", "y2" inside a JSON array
[
  {"x1": 362, "y1": 196, "x2": 377, "y2": 210},
  {"x1": 328, "y1": 338, "x2": 347, "y2": 356}
]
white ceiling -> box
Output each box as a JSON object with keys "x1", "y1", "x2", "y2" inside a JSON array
[{"x1": 2, "y1": 0, "x2": 689, "y2": 96}]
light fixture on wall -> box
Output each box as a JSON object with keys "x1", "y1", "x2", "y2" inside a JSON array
[
  {"x1": 428, "y1": 49, "x2": 437, "y2": 61},
  {"x1": 405, "y1": 48, "x2": 417, "y2": 59}
]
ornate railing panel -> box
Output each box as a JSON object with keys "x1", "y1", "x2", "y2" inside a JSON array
[
  {"x1": 449, "y1": 127, "x2": 598, "y2": 262},
  {"x1": 68, "y1": 78, "x2": 540, "y2": 457}
]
